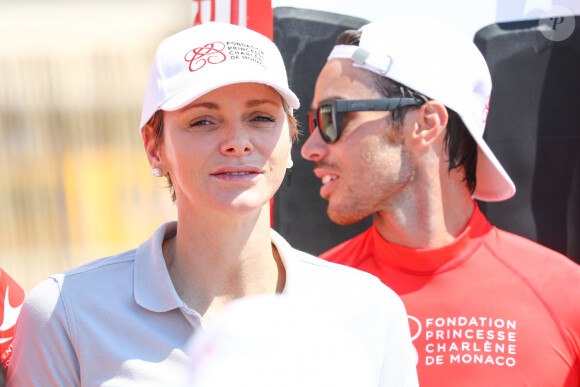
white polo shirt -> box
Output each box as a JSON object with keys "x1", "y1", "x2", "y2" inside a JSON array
[{"x1": 7, "y1": 222, "x2": 418, "y2": 386}]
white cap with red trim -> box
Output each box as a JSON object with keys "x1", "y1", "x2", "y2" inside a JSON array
[{"x1": 140, "y1": 22, "x2": 299, "y2": 131}]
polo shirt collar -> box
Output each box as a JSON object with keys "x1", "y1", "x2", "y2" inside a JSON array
[
  {"x1": 134, "y1": 221, "x2": 187, "y2": 313},
  {"x1": 133, "y1": 224, "x2": 298, "y2": 312},
  {"x1": 270, "y1": 228, "x2": 301, "y2": 296}
]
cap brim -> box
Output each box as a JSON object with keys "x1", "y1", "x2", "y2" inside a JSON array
[
  {"x1": 472, "y1": 138, "x2": 516, "y2": 202},
  {"x1": 161, "y1": 80, "x2": 300, "y2": 113}
]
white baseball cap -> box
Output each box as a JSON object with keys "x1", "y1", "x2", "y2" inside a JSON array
[
  {"x1": 140, "y1": 22, "x2": 299, "y2": 131},
  {"x1": 328, "y1": 17, "x2": 516, "y2": 202}
]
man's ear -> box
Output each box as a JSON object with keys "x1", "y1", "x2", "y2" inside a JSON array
[
  {"x1": 141, "y1": 122, "x2": 162, "y2": 169},
  {"x1": 410, "y1": 101, "x2": 448, "y2": 150}
]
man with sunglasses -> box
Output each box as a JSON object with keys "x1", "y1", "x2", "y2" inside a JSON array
[{"x1": 301, "y1": 16, "x2": 580, "y2": 387}]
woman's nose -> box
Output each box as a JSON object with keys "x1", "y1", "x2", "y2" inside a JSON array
[{"x1": 220, "y1": 124, "x2": 254, "y2": 156}]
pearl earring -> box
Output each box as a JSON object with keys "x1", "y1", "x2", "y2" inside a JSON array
[
  {"x1": 152, "y1": 168, "x2": 162, "y2": 177},
  {"x1": 286, "y1": 158, "x2": 293, "y2": 169}
]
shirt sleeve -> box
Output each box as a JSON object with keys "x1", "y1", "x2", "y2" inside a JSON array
[{"x1": 6, "y1": 276, "x2": 80, "y2": 386}]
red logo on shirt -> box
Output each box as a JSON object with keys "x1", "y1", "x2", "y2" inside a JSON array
[
  {"x1": 408, "y1": 315, "x2": 422, "y2": 341},
  {"x1": 0, "y1": 270, "x2": 25, "y2": 370},
  {"x1": 184, "y1": 41, "x2": 227, "y2": 72}
]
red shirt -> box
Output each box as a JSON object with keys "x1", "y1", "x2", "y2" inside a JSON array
[
  {"x1": 322, "y1": 204, "x2": 580, "y2": 386},
  {"x1": 0, "y1": 269, "x2": 25, "y2": 372}
]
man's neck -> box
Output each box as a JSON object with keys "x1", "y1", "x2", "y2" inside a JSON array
[{"x1": 374, "y1": 183, "x2": 475, "y2": 249}]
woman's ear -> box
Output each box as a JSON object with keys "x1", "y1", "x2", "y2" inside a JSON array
[
  {"x1": 410, "y1": 101, "x2": 448, "y2": 150},
  {"x1": 141, "y1": 122, "x2": 162, "y2": 169}
]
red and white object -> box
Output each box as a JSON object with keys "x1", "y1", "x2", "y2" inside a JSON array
[{"x1": 192, "y1": 0, "x2": 273, "y2": 38}]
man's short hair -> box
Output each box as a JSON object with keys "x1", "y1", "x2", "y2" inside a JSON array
[{"x1": 335, "y1": 30, "x2": 477, "y2": 193}]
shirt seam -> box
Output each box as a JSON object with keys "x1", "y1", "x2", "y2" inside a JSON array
[{"x1": 55, "y1": 277, "x2": 82, "y2": 384}]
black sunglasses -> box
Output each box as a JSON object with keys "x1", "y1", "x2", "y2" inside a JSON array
[{"x1": 307, "y1": 98, "x2": 424, "y2": 144}]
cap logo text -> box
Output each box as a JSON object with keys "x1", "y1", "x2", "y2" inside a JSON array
[
  {"x1": 226, "y1": 41, "x2": 265, "y2": 68},
  {"x1": 184, "y1": 41, "x2": 226, "y2": 72}
]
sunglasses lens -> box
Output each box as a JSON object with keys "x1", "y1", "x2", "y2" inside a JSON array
[{"x1": 319, "y1": 104, "x2": 337, "y2": 143}]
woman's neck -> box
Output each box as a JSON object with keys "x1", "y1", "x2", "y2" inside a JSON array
[{"x1": 163, "y1": 204, "x2": 285, "y2": 323}]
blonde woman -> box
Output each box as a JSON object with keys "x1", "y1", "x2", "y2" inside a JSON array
[{"x1": 8, "y1": 22, "x2": 418, "y2": 386}]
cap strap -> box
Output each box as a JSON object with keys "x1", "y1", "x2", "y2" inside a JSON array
[
  {"x1": 328, "y1": 45, "x2": 392, "y2": 76},
  {"x1": 351, "y1": 47, "x2": 370, "y2": 65}
]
